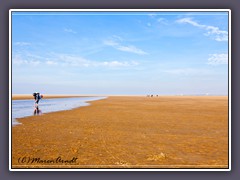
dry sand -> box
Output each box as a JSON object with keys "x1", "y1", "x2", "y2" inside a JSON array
[{"x1": 12, "y1": 96, "x2": 229, "y2": 169}]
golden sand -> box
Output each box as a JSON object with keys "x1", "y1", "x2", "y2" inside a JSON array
[{"x1": 12, "y1": 96, "x2": 228, "y2": 169}]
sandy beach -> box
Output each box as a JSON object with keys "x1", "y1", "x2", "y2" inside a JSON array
[{"x1": 11, "y1": 96, "x2": 229, "y2": 169}]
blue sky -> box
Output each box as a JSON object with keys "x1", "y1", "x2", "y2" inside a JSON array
[{"x1": 12, "y1": 11, "x2": 229, "y2": 95}]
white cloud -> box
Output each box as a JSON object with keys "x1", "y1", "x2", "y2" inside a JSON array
[
  {"x1": 103, "y1": 61, "x2": 126, "y2": 67},
  {"x1": 64, "y1": 28, "x2": 77, "y2": 34},
  {"x1": 116, "y1": 45, "x2": 147, "y2": 55},
  {"x1": 176, "y1": 18, "x2": 228, "y2": 42},
  {"x1": 157, "y1": 18, "x2": 168, "y2": 25},
  {"x1": 13, "y1": 51, "x2": 139, "y2": 68},
  {"x1": 14, "y1": 42, "x2": 31, "y2": 46},
  {"x1": 35, "y1": 54, "x2": 136, "y2": 68},
  {"x1": 12, "y1": 54, "x2": 40, "y2": 66},
  {"x1": 29, "y1": 60, "x2": 40, "y2": 66},
  {"x1": 146, "y1": 13, "x2": 168, "y2": 25},
  {"x1": 46, "y1": 61, "x2": 58, "y2": 65},
  {"x1": 103, "y1": 37, "x2": 147, "y2": 55},
  {"x1": 176, "y1": 18, "x2": 202, "y2": 27},
  {"x1": 102, "y1": 61, "x2": 138, "y2": 67},
  {"x1": 207, "y1": 54, "x2": 228, "y2": 65},
  {"x1": 56, "y1": 54, "x2": 89, "y2": 67},
  {"x1": 112, "y1": 35, "x2": 123, "y2": 41},
  {"x1": 12, "y1": 54, "x2": 28, "y2": 65},
  {"x1": 56, "y1": 54, "x2": 139, "y2": 68}
]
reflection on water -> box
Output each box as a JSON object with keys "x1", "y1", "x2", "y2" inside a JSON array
[
  {"x1": 12, "y1": 96, "x2": 107, "y2": 126},
  {"x1": 33, "y1": 106, "x2": 42, "y2": 115}
]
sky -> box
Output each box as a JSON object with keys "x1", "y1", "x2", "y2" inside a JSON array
[{"x1": 11, "y1": 11, "x2": 229, "y2": 95}]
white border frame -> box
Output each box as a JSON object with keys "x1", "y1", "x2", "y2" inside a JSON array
[{"x1": 9, "y1": 9, "x2": 231, "y2": 171}]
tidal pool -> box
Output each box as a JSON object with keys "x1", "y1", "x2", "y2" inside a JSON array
[{"x1": 11, "y1": 96, "x2": 107, "y2": 126}]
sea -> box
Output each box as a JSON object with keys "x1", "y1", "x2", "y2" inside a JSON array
[{"x1": 11, "y1": 96, "x2": 107, "y2": 126}]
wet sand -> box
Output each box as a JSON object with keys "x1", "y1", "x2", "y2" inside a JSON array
[{"x1": 12, "y1": 96, "x2": 229, "y2": 169}]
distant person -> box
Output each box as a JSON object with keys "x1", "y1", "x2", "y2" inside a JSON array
[
  {"x1": 33, "y1": 92, "x2": 43, "y2": 115},
  {"x1": 33, "y1": 92, "x2": 43, "y2": 106}
]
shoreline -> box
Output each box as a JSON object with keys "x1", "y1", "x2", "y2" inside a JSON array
[
  {"x1": 12, "y1": 96, "x2": 228, "y2": 168},
  {"x1": 12, "y1": 94, "x2": 94, "y2": 100},
  {"x1": 12, "y1": 96, "x2": 107, "y2": 126},
  {"x1": 12, "y1": 94, "x2": 228, "y2": 100}
]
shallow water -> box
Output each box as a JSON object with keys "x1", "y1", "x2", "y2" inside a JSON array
[{"x1": 12, "y1": 96, "x2": 107, "y2": 126}]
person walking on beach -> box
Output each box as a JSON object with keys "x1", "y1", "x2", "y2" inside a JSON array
[
  {"x1": 33, "y1": 92, "x2": 42, "y2": 105},
  {"x1": 33, "y1": 92, "x2": 43, "y2": 115}
]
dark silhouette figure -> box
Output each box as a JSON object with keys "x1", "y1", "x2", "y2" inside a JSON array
[
  {"x1": 34, "y1": 105, "x2": 42, "y2": 115},
  {"x1": 33, "y1": 92, "x2": 42, "y2": 105},
  {"x1": 33, "y1": 92, "x2": 43, "y2": 115}
]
